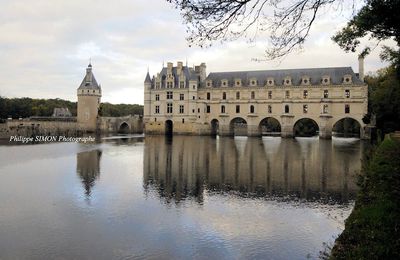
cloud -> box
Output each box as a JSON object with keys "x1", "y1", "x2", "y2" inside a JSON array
[{"x1": 0, "y1": 0, "x2": 393, "y2": 105}]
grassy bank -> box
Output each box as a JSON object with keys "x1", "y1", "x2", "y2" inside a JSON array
[{"x1": 330, "y1": 136, "x2": 400, "y2": 259}]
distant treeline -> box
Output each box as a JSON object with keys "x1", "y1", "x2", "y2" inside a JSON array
[{"x1": 0, "y1": 97, "x2": 143, "y2": 119}]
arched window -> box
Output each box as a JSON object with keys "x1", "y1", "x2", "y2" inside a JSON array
[
  {"x1": 250, "y1": 105, "x2": 255, "y2": 113},
  {"x1": 268, "y1": 105, "x2": 272, "y2": 113},
  {"x1": 285, "y1": 105, "x2": 289, "y2": 113},
  {"x1": 221, "y1": 105, "x2": 225, "y2": 113},
  {"x1": 222, "y1": 92, "x2": 226, "y2": 100}
]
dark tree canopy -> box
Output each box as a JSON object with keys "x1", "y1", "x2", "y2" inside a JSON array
[{"x1": 168, "y1": 0, "x2": 399, "y2": 63}]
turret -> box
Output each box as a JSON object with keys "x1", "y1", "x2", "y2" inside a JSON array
[{"x1": 77, "y1": 63, "x2": 102, "y2": 132}]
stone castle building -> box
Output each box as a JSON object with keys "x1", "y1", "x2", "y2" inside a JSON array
[
  {"x1": 77, "y1": 63, "x2": 102, "y2": 132},
  {"x1": 143, "y1": 59, "x2": 368, "y2": 138},
  {"x1": 0, "y1": 63, "x2": 142, "y2": 138}
]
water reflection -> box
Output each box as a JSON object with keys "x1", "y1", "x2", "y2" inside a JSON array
[
  {"x1": 76, "y1": 149, "x2": 102, "y2": 197},
  {"x1": 144, "y1": 136, "x2": 362, "y2": 204}
]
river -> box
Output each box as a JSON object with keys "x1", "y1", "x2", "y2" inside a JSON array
[{"x1": 0, "y1": 135, "x2": 365, "y2": 259}]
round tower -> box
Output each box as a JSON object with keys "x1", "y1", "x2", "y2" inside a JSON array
[{"x1": 77, "y1": 63, "x2": 102, "y2": 132}]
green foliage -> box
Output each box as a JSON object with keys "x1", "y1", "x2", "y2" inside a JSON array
[
  {"x1": 365, "y1": 65, "x2": 400, "y2": 133},
  {"x1": 0, "y1": 97, "x2": 77, "y2": 119},
  {"x1": 99, "y1": 103, "x2": 143, "y2": 117},
  {"x1": 333, "y1": 0, "x2": 400, "y2": 74},
  {"x1": 330, "y1": 137, "x2": 400, "y2": 259},
  {"x1": 0, "y1": 97, "x2": 143, "y2": 119}
]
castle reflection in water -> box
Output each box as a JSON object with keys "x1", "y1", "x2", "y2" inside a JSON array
[{"x1": 143, "y1": 136, "x2": 363, "y2": 204}]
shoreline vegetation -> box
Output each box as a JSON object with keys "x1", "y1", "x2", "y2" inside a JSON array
[
  {"x1": 329, "y1": 134, "x2": 400, "y2": 259},
  {"x1": 0, "y1": 96, "x2": 143, "y2": 120}
]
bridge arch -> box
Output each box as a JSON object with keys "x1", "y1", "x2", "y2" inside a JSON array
[
  {"x1": 210, "y1": 119, "x2": 219, "y2": 136},
  {"x1": 293, "y1": 118, "x2": 319, "y2": 137},
  {"x1": 118, "y1": 121, "x2": 130, "y2": 134},
  {"x1": 332, "y1": 117, "x2": 362, "y2": 138},
  {"x1": 229, "y1": 117, "x2": 247, "y2": 136},
  {"x1": 165, "y1": 120, "x2": 173, "y2": 136},
  {"x1": 259, "y1": 117, "x2": 281, "y2": 136}
]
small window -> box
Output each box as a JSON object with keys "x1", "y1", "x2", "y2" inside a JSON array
[
  {"x1": 207, "y1": 82, "x2": 211, "y2": 87},
  {"x1": 207, "y1": 92, "x2": 210, "y2": 100},
  {"x1": 285, "y1": 91, "x2": 290, "y2": 99},
  {"x1": 221, "y1": 105, "x2": 225, "y2": 113},
  {"x1": 155, "y1": 105, "x2": 160, "y2": 114},
  {"x1": 345, "y1": 104, "x2": 350, "y2": 114},
  {"x1": 323, "y1": 90, "x2": 329, "y2": 99},
  {"x1": 156, "y1": 82, "x2": 160, "y2": 89},
  {"x1": 250, "y1": 105, "x2": 255, "y2": 114},
  {"x1": 236, "y1": 92, "x2": 240, "y2": 100},
  {"x1": 167, "y1": 82, "x2": 173, "y2": 88},
  {"x1": 206, "y1": 106, "x2": 210, "y2": 113},
  {"x1": 192, "y1": 96, "x2": 195, "y2": 100},
  {"x1": 268, "y1": 105, "x2": 272, "y2": 113},
  {"x1": 303, "y1": 90, "x2": 308, "y2": 99},
  {"x1": 155, "y1": 118, "x2": 157, "y2": 122},
  {"x1": 155, "y1": 94, "x2": 160, "y2": 101},
  {"x1": 236, "y1": 105, "x2": 240, "y2": 113},
  {"x1": 251, "y1": 91, "x2": 255, "y2": 99},
  {"x1": 345, "y1": 89, "x2": 350, "y2": 98},
  {"x1": 192, "y1": 109, "x2": 195, "y2": 113},
  {"x1": 179, "y1": 81, "x2": 184, "y2": 88},
  {"x1": 182, "y1": 118, "x2": 185, "y2": 123},
  {"x1": 268, "y1": 91, "x2": 272, "y2": 99},
  {"x1": 284, "y1": 105, "x2": 289, "y2": 113},
  {"x1": 180, "y1": 94, "x2": 184, "y2": 100},
  {"x1": 323, "y1": 104, "x2": 328, "y2": 114},
  {"x1": 303, "y1": 104, "x2": 308, "y2": 114},
  {"x1": 179, "y1": 105, "x2": 184, "y2": 114},
  {"x1": 193, "y1": 85, "x2": 196, "y2": 89},
  {"x1": 222, "y1": 92, "x2": 226, "y2": 100}
]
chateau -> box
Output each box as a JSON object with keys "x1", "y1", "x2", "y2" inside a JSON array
[{"x1": 144, "y1": 59, "x2": 369, "y2": 138}]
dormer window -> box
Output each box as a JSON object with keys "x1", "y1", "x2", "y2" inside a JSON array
[
  {"x1": 301, "y1": 76, "x2": 310, "y2": 85},
  {"x1": 235, "y1": 79, "x2": 241, "y2": 86},
  {"x1": 343, "y1": 75, "x2": 352, "y2": 84},
  {"x1": 284, "y1": 76, "x2": 292, "y2": 86},
  {"x1": 321, "y1": 76, "x2": 330, "y2": 85},
  {"x1": 206, "y1": 80, "x2": 212, "y2": 87},
  {"x1": 221, "y1": 79, "x2": 228, "y2": 87},
  {"x1": 266, "y1": 77, "x2": 274, "y2": 86},
  {"x1": 249, "y1": 78, "x2": 257, "y2": 86}
]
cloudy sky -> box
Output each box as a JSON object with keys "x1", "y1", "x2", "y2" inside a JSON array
[{"x1": 0, "y1": 0, "x2": 393, "y2": 105}]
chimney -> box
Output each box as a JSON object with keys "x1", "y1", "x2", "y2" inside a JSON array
[
  {"x1": 358, "y1": 56, "x2": 364, "y2": 82},
  {"x1": 200, "y1": 63, "x2": 206, "y2": 82},
  {"x1": 177, "y1": 61, "x2": 183, "y2": 75},
  {"x1": 167, "y1": 62, "x2": 173, "y2": 74}
]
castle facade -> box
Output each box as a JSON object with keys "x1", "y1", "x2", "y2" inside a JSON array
[{"x1": 143, "y1": 59, "x2": 369, "y2": 138}]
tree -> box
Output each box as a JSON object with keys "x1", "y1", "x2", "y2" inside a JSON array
[
  {"x1": 365, "y1": 65, "x2": 400, "y2": 133},
  {"x1": 333, "y1": 0, "x2": 400, "y2": 75},
  {"x1": 167, "y1": 0, "x2": 400, "y2": 62}
]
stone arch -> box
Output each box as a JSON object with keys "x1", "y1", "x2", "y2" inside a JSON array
[
  {"x1": 293, "y1": 118, "x2": 319, "y2": 137},
  {"x1": 210, "y1": 119, "x2": 219, "y2": 136},
  {"x1": 165, "y1": 120, "x2": 173, "y2": 136},
  {"x1": 259, "y1": 117, "x2": 281, "y2": 136},
  {"x1": 229, "y1": 117, "x2": 247, "y2": 136},
  {"x1": 118, "y1": 122, "x2": 130, "y2": 134},
  {"x1": 332, "y1": 117, "x2": 362, "y2": 138}
]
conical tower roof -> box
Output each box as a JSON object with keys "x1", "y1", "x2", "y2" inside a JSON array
[
  {"x1": 144, "y1": 71, "x2": 152, "y2": 83},
  {"x1": 78, "y1": 63, "x2": 101, "y2": 90}
]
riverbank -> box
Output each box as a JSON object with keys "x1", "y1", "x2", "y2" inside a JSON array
[{"x1": 330, "y1": 135, "x2": 400, "y2": 259}]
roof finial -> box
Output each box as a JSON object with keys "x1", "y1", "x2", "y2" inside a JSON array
[
  {"x1": 88, "y1": 57, "x2": 92, "y2": 68},
  {"x1": 147, "y1": 66, "x2": 149, "y2": 73},
  {"x1": 186, "y1": 57, "x2": 188, "y2": 67}
]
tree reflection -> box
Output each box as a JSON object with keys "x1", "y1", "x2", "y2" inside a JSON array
[
  {"x1": 76, "y1": 149, "x2": 102, "y2": 198},
  {"x1": 143, "y1": 136, "x2": 362, "y2": 205}
]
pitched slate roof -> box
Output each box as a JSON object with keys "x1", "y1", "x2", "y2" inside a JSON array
[
  {"x1": 204, "y1": 67, "x2": 363, "y2": 87},
  {"x1": 155, "y1": 66, "x2": 198, "y2": 88},
  {"x1": 78, "y1": 63, "x2": 101, "y2": 90}
]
